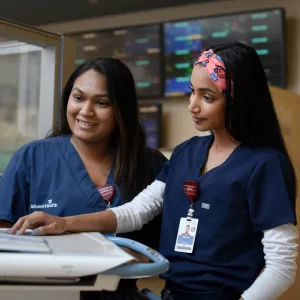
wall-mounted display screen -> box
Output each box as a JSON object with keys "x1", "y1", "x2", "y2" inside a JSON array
[
  {"x1": 70, "y1": 24, "x2": 162, "y2": 98},
  {"x1": 139, "y1": 104, "x2": 162, "y2": 149},
  {"x1": 164, "y1": 8, "x2": 285, "y2": 97}
]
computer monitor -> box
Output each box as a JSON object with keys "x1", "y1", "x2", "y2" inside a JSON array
[
  {"x1": 69, "y1": 24, "x2": 162, "y2": 99},
  {"x1": 138, "y1": 104, "x2": 162, "y2": 149},
  {"x1": 164, "y1": 8, "x2": 286, "y2": 97}
]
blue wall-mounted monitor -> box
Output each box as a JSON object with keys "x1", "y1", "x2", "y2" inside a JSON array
[
  {"x1": 163, "y1": 8, "x2": 286, "y2": 97},
  {"x1": 138, "y1": 104, "x2": 162, "y2": 149}
]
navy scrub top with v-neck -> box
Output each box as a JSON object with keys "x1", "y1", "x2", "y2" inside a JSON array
[
  {"x1": 0, "y1": 135, "x2": 122, "y2": 223},
  {"x1": 156, "y1": 134, "x2": 296, "y2": 295}
]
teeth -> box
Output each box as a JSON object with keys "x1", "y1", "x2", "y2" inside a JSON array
[{"x1": 78, "y1": 120, "x2": 95, "y2": 126}]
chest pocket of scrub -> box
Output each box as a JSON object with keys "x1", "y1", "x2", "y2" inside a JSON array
[{"x1": 191, "y1": 175, "x2": 249, "y2": 264}]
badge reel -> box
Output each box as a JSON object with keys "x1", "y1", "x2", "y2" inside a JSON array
[
  {"x1": 98, "y1": 184, "x2": 115, "y2": 208},
  {"x1": 174, "y1": 180, "x2": 199, "y2": 254}
]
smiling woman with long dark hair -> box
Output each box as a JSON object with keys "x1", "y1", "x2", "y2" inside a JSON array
[
  {"x1": 0, "y1": 57, "x2": 167, "y2": 299},
  {"x1": 49, "y1": 57, "x2": 164, "y2": 201}
]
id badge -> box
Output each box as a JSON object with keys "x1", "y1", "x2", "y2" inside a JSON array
[{"x1": 174, "y1": 217, "x2": 198, "y2": 253}]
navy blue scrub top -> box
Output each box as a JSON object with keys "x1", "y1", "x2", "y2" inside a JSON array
[
  {"x1": 0, "y1": 135, "x2": 166, "y2": 231},
  {"x1": 0, "y1": 136, "x2": 117, "y2": 222},
  {"x1": 156, "y1": 135, "x2": 296, "y2": 295}
]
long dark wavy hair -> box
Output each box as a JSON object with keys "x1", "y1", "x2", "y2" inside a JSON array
[
  {"x1": 47, "y1": 57, "x2": 149, "y2": 200},
  {"x1": 210, "y1": 42, "x2": 297, "y2": 201}
]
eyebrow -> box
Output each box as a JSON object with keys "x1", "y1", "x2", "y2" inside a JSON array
[
  {"x1": 72, "y1": 87, "x2": 108, "y2": 97},
  {"x1": 198, "y1": 88, "x2": 217, "y2": 94},
  {"x1": 189, "y1": 82, "x2": 217, "y2": 94}
]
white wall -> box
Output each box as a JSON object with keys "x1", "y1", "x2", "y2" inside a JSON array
[{"x1": 40, "y1": 0, "x2": 300, "y2": 148}]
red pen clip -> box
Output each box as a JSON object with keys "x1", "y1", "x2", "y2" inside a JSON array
[
  {"x1": 98, "y1": 184, "x2": 115, "y2": 208},
  {"x1": 183, "y1": 180, "x2": 200, "y2": 217}
]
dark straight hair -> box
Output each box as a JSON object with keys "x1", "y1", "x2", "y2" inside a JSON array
[
  {"x1": 210, "y1": 42, "x2": 297, "y2": 200},
  {"x1": 47, "y1": 57, "x2": 148, "y2": 200}
]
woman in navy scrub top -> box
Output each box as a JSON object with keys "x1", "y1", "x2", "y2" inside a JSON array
[
  {"x1": 11, "y1": 43, "x2": 299, "y2": 300},
  {"x1": 0, "y1": 57, "x2": 167, "y2": 299}
]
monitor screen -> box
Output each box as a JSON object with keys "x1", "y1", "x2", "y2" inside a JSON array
[
  {"x1": 70, "y1": 24, "x2": 162, "y2": 98},
  {"x1": 139, "y1": 104, "x2": 162, "y2": 149},
  {"x1": 164, "y1": 8, "x2": 286, "y2": 97}
]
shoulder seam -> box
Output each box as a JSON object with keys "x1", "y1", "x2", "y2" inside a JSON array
[
  {"x1": 246, "y1": 150, "x2": 289, "y2": 195},
  {"x1": 170, "y1": 136, "x2": 198, "y2": 161}
]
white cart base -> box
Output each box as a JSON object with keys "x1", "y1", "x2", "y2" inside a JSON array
[
  {"x1": 0, "y1": 274, "x2": 120, "y2": 300},
  {"x1": 0, "y1": 291, "x2": 79, "y2": 300}
]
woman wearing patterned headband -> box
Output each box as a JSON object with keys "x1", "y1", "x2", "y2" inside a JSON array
[{"x1": 10, "y1": 43, "x2": 298, "y2": 300}]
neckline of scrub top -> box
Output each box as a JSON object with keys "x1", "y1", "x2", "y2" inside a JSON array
[
  {"x1": 197, "y1": 134, "x2": 242, "y2": 180},
  {"x1": 61, "y1": 135, "x2": 119, "y2": 208}
]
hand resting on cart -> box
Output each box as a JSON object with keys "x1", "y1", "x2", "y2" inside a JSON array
[{"x1": 7, "y1": 211, "x2": 150, "y2": 264}]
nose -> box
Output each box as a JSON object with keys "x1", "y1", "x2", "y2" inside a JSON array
[
  {"x1": 79, "y1": 101, "x2": 95, "y2": 117},
  {"x1": 188, "y1": 94, "x2": 201, "y2": 114}
]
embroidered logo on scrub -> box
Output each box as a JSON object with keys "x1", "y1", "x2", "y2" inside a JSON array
[
  {"x1": 30, "y1": 199, "x2": 58, "y2": 209},
  {"x1": 201, "y1": 203, "x2": 210, "y2": 209}
]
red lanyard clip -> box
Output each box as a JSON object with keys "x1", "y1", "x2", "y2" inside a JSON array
[
  {"x1": 183, "y1": 180, "x2": 200, "y2": 217},
  {"x1": 98, "y1": 184, "x2": 115, "y2": 208}
]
